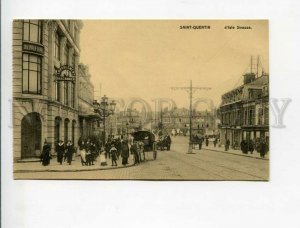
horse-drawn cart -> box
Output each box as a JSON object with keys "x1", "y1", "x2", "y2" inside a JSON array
[{"x1": 131, "y1": 131, "x2": 157, "y2": 160}]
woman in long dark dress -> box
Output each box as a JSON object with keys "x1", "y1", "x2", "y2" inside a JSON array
[
  {"x1": 121, "y1": 140, "x2": 129, "y2": 165},
  {"x1": 66, "y1": 140, "x2": 75, "y2": 165},
  {"x1": 41, "y1": 142, "x2": 51, "y2": 166},
  {"x1": 56, "y1": 140, "x2": 65, "y2": 165}
]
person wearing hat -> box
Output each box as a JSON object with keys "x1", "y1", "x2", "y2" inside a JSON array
[
  {"x1": 40, "y1": 140, "x2": 51, "y2": 166},
  {"x1": 56, "y1": 140, "x2": 65, "y2": 165},
  {"x1": 109, "y1": 144, "x2": 118, "y2": 166},
  {"x1": 121, "y1": 139, "x2": 130, "y2": 165},
  {"x1": 66, "y1": 140, "x2": 75, "y2": 165}
]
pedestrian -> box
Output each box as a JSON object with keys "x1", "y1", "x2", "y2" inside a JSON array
[
  {"x1": 137, "y1": 141, "x2": 144, "y2": 162},
  {"x1": 56, "y1": 140, "x2": 65, "y2": 165},
  {"x1": 248, "y1": 139, "x2": 254, "y2": 154},
  {"x1": 225, "y1": 139, "x2": 230, "y2": 151},
  {"x1": 121, "y1": 140, "x2": 130, "y2": 165},
  {"x1": 198, "y1": 137, "x2": 203, "y2": 150},
  {"x1": 110, "y1": 144, "x2": 118, "y2": 166},
  {"x1": 104, "y1": 141, "x2": 111, "y2": 159},
  {"x1": 66, "y1": 140, "x2": 75, "y2": 165},
  {"x1": 40, "y1": 141, "x2": 51, "y2": 166},
  {"x1": 166, "y1": 134, "x2": 172, "y2": 151},
  {"x1": 206, "y1": 137, "x2": 209, "y2": 147},
  {"x1": 259, "y1": 139, "x2": 267, "y2": 158},
  {"x1": 79, "y1": 141, "x2": 87, "y2": 166},
  {"x1": 130, "y1": 141, "x2": 140, "y2": 165},
  {"x1": 213, "y1": 138, "x2": 217, "y2": 148},
  {"x1": 240, "y1": 140, "x2": 248, "y2": 154}
]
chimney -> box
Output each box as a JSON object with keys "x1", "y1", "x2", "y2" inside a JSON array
[{"x1": 243, "y1": 73, "x2": 256, "y2": 84}]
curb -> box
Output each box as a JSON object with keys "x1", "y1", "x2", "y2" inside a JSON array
[
  {"x1": 196, "y1": 148, "x2": 269, "y2": 161},
  {"x1": 14, "y1": 163, "x2": 136, "y2": 173}
]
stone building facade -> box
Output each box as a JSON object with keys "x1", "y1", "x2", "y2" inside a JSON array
[
  {"x1": 218, "y1": 73, "x2": 269, "y2": 148},
  {"x1": 13, "y1": 20, "x2": 84, "y2": 161}
]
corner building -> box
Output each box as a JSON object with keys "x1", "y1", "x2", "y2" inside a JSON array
[{"x1": 13, "y1": 20, "x2": 84, "y2": 161}]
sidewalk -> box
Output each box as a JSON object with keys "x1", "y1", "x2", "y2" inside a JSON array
[
  {"x1": 193, "y1": 144, "x2": 269, "y2": 160},
  {"x1": 14, "y1": 155, "x2": 136, "y2": 173}
]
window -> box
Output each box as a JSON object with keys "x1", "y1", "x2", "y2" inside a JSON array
[
  {"x1": 71, "y1": 53, "x2": 76, "y2": 68},
  {"x1": 74, "y1": 27, "x2": 78, "y2": 43},
  {"x1": 23, "y1": 20, "x2": 43, "y2": 43},
  {"x1": 64, "y1": 45, "x2": 69, "y2": 65},
  {"x1": 64, "y1": 119, "x2": 70, "y2": 142},
  {"x1": 54, "y1": 32, "x2": 61, "y2": 60},
  {"x1": 69, "y1": 82, "x2": 75, "y2": 108},
  {"x1": 64, "y1": 82, "x2": 69, "y2": 106},
  {"x1": 22, "y1": 53, "x2": 42, "y2": 94}
]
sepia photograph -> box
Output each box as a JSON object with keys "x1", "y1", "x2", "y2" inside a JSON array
[{"x1": 12, "y1": 20, "x2": 269, "y2": 180}]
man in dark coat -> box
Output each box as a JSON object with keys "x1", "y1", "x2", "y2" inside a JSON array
[
  {"x1": 121, "y1": 140, "x2": 130, "y2": 165},
  {"x1": 248, "y1": 139, "x2": 255, "y2": 154},
  {"x1": 213, "y1": 138, "x2": 218, "y2": 148},
  {"x1": 199, "y1": 137, "x2": 203, "y2": 150},
  {"x1": 41, "y1": 141, "x2": 51, "y2": 166},
  {"x1": 259, "y1": 139, "x2": 267, "y2": 158},
  {"x1": 225, "y1": 139, "x2": 230, "y2": 151},
  {"x1": 240, "y1": 140, "x2": 248, "y2": 154},
  {"x1": 66, "y1": 140, "x2": 75, "y2": 165},
  {"x1": 130, "y1": 141, "x2": 140, "y2": 165},
  {"x1": 56, "y1": 140, "x2": 65, "y2": 165},
  {"x1": 205, "y1": 137, "x2": 209, "y2": 147},
  {"x1": 165, "y1": 134, "x2": 172, "y2": 151}
]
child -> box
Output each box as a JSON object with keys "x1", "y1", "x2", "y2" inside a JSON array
[{"x1": 109, "y1": 144, "x2": 118, "y2": 166}]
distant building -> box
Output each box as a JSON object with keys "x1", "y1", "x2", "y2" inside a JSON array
[
  {"x1": 155, "y1": 107, "x2": 218, "y2": 136},
  {"x1": 218, "y1": 73, "x2": 269, "y2": 148}
]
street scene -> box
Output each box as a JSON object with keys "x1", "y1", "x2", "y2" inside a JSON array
[
  {"x1": 12, "y1": 20, "x2": 269, "y2": 180},
  {"x1": 14, "y1": 136, "x2": 268, "y2": 180}
]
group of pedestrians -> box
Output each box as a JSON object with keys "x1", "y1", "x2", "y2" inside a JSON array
[
  {"x1": 40, "y1": 139, "x2": 76, "y2": 166},
  {"x1": 240, "y1": 138, "x2": 268, "y2": 158},
  {"x1": 78, "y1": 139, "x2": 99, "y2": 166},
  {"x1": 224, "y1": 137, "x2": 269, "y2": 158},
  {"x1": 56, "y1": 140, "x2": 76, "y2": 165},
  {"x1": 39, "y1": 134, "x2": 149, "y2": 168},
  {"x1": 103, "y1": 139, "x2": 130, "y2": 166}
]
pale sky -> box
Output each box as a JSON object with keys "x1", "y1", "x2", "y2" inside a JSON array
[{"x1": 80, "y1": 20, "x2": 268, "y2": 111}]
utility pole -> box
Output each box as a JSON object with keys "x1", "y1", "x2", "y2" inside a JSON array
[{"x1": 171, "y1": 80, "x2": 211, "y2": 154}]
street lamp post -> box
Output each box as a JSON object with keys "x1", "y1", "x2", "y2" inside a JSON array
[{"x1": 93, "y1": 95, "x2": 116, "y2": 144}]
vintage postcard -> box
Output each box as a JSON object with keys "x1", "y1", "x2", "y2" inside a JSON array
[{"x1": 12, "y1": 20, "x2": 269, "y2": 180}]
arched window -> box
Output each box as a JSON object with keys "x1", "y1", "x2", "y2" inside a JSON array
[
  {"x1": 54, "y1": 117, "x2": 62, "y2": 144},
  {"x1": 21, "y1": 112, "x2": 42, "y2": 158},
  {"x1": 72, "y1": 120, "x2": 76, "y2": 143},
  {"x1": 64, "y1": 118, "x2": 70, "y2": 142}
]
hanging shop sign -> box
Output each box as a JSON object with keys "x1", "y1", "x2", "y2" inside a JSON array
[{"x1": 55, "y1": 65, "x2": 76, "y2": 82}]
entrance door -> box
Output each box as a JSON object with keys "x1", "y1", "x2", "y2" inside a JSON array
[{"x1": 21, "y1": 112, "x2": 42, "y2": 158}]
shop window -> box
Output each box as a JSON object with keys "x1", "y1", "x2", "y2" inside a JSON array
[
  {"x1": 22, "y1": 53, "x2": 42, "y2": 94},
  {"x1": 23, "y1": 20, "x2": 43, "y2": 43}
]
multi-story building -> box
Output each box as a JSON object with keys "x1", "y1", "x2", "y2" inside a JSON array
[
  {"x1": 77, "y1": 64, "x2": 98, "y2": 140},
  {"x1": 218, "y1": 73, "x2": 269, "y2": 148},
  {"x1": 13, "y1": 20, "x2": 84, "y2": 161}
]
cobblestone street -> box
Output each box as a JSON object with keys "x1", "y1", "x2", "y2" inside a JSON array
[{"x1": 15, "y1": 136, "x2": 269, "y2": 180}]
